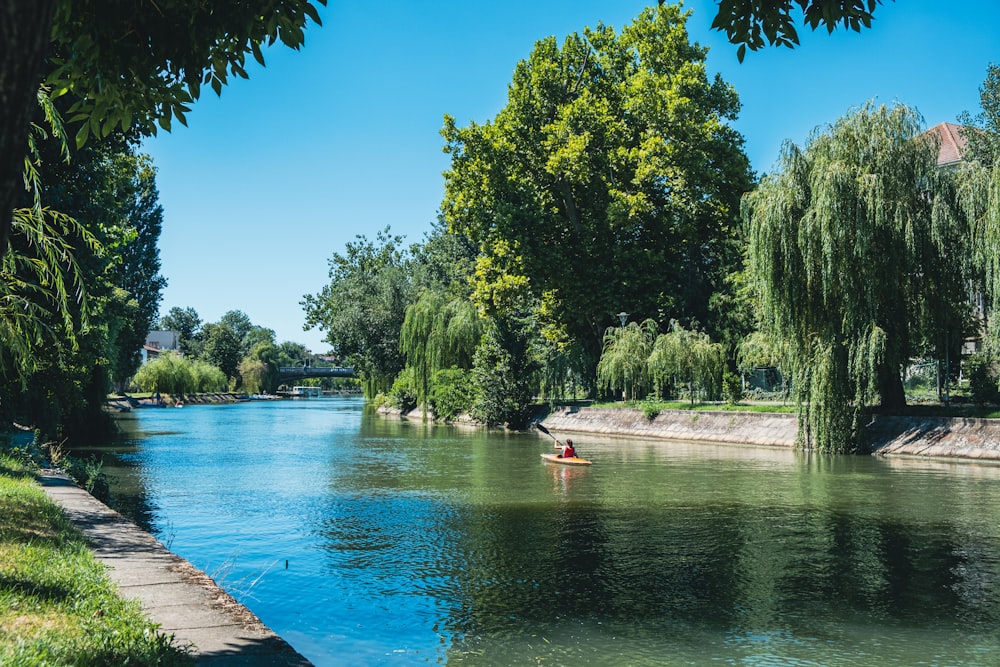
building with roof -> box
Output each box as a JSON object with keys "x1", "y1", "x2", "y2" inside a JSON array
[{"x1": 927, "y1": 122, "x2": 970, "y2": 168}]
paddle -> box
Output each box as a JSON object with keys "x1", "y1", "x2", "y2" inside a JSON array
[{"x1": 535, "y1": 423, "x2": 562, "y2": 448}]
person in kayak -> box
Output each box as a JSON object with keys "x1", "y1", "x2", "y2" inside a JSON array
[{"x1": 558, "y1": 439, "x2": 577, "y2": 459}]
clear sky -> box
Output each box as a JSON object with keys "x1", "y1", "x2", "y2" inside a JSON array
[{"x1": 143, "y1": 0, "x2": 1000, "y2": 353}]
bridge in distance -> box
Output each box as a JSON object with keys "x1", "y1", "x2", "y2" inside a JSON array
[{"x1": 278, "y1": 366, "x2": 356, "y2": 383}]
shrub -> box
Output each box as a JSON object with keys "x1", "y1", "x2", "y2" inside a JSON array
[
  {"x1": 965, "y1": 353, "x2": 998, "y2": 405},
  {"x1": 428, "y1": 368, "x2": 473, "y2": 422},
  {"x1": 388, "y1": 367, "x2": 418, "y2": 412},
  {"x1": 723, "y1": 371, "x2": 743, "y2": 405}
]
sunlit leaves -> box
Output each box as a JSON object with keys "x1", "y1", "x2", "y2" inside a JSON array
[
  {"x1": 442, "y1": 4, "x2": 753, "y2": 380},
  {"x1": 0, "y1": 207, "x2": 96, "y2": 383},
  {"x1": 46, "y1": 0, "x2": 326, "y2": 145},
  {"x1": 597, "y1": 319, "x2": 657, "y2": 400},
  {"x1": 744, "y1": 102, "x2": 966, "y2": 452}
]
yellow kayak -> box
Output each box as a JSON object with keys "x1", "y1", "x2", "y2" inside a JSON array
[{"x1": 541, "y1": 452, "x2": 592, "y2": 466}]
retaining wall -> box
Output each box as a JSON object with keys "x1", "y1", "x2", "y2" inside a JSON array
[{"x1": 542, "y1": 406, "x2": 1000, "y2": 462}]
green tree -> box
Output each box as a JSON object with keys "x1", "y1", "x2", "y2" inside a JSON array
[
  {"x1": 190, "y1": 358, "x2": 228, "y2": 392},
  {"x1": 400, "y1": 290, "x2": 482, "y2": 411},
  {"x1": 200, "y1": 322, "x2": 242, "y2": 383},
  {"x1": 240, "y1": 341, "x2": 281, "y2": 394},
  {"x1": 428, "y1": 367, "x2": 474, "y2": 422},
  {"x1": 442, "y1": 4, "x2": 753, "y2": 386},
  {"x1": 244, "y1": 326, "x2": 277, "y2": 354},
  {"x1": 958, "y1": 64, "x2": 1000, "y2": 166},
  {"x1": 744, "y1": 102, "x2": 968, "y2": 452},
  {"x1": 597, "y1": 319, "x2": 658, "y2": 401},
  {"x1": 133, "y1": 351, "x2": 195, "y2": 394},
  {"x1": 276, "y1": 341, "x2": 311, "y2": 367},
  {"x1": 647, "y1": 320, "x2": 726, "y2": 402},
  {"x1": 238, "y1": 357, "x2": 269, "y2": 395},
  {"x1": 957, "y1": 65, "x2": 1000, "y2": 357},
  {"x1": 220, "y1": 310, "x2": 254, "y2": 345},
  {"x1": 1, "y1": 1, "x2": 327, "y2": 254},
  {"x1": 302, "y1": 227, "x2": 414, "y2": 397},
  {"x1": 1, "y1": 126, "x2": 167, "y2": 439},
  {"x1": 159, "y1": 306, "x2": 203, "y2": 356},
  {"x1": 470, "y1": 316, "x2": 539, "y2": 429}
]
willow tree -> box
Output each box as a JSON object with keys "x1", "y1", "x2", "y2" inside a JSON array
[
  {"x1": 744, "y1": 102, "x2": 968, "y2": 452},
  {"x1": 959, "y1": 65, "x2": 1000, "y2": 351},
  {"x1": 597, "y1": 319, "x2": 658, "y2": 401},
  {"x1": 400, "y1": 290, "x2": 482, "y2": 411},
  {"x1": 648, "y1": 320, "x2": 725, "y2": 402}
]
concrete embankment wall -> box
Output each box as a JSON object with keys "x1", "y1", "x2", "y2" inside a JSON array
[
  {"x1": 542, "y1": 407, "x2": 800, "y2": 448},
  {"x1": 866, "y1": 415, "x2": 1000, "y2": 461},
  {"x1": 542, "y1": 407, "x2": 1000, "y2": 462}
]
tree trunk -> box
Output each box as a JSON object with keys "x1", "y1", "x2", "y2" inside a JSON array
[
  {"x1": 878, "y1": 365, "x2": 907, "y2": 410},
  {"x1": 0, "y1": 0, "x2": 57, "y2": 255}
]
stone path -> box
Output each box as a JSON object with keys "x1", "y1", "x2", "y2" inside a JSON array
[{"x1": 38, "y1": 473, "x2": 313, "y2": 666}]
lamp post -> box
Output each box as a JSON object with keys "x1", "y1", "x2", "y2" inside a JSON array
[{"x1": 616, "y1": 311, "x2": 628, "y2": 328}]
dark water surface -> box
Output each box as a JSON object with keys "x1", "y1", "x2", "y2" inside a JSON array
[{"x1": 85, "y1": 398, "x2": 1000, "y2": 665}]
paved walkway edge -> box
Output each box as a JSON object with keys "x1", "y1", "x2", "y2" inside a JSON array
[{"x1": 38, "y1": 473, "x2": 313, "y2": 666}]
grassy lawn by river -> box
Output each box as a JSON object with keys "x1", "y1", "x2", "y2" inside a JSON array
[
  {"x1": 0, "y1": 453, "x2": 192, "y2": 666},
  {"x1": 588, "y1": 399, "x2": 1000, "y2": 419}
]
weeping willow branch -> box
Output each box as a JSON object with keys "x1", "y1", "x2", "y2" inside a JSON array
[
  {"x1": 744, "y1": 101, "x2": 966, "y2": 453},
  {"x1": 1, "y1": 87, "x2": 98, "y2": 383}
]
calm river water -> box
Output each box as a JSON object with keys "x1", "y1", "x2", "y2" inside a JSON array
[{"x1": 86, "y1": 397, "x2": 1000, "y2": 666}]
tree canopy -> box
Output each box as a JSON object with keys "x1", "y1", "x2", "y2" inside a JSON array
[
  {"x1": 744, "y1": 102, "x2": 968, "y2": 452},
  {"x1": 1, "y1": 0, "x2": 327, "y2": 255},
  {"x1": 302, "y1": 228, "x2": 414, "y2": 397},
  {"x1": 441, "y1": 3, "x2": 753, "y2": 383}
]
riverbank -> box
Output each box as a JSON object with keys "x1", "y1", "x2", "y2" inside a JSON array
[
  {"x1": 106, "y1": 392, "x2": 252, "y2": 411},
  {"x1": 540, "y1": 405, "x2": 1000, "y2": 462},
  {"x1": 37, "y1": 470, "x2": 312, "y2": 666},
  {"x1": 0, "y1": 455, "x2": 191, "y2": 665}
]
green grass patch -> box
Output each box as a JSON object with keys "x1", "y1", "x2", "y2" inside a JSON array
[
  {"x1": 0, "y1": 453, "x2": 192, "y2": 666},
  {"x1": 579, "y1": 399, "x2": 1000, "y2": 419},
  {"x1": 587, "y1": 399, "x2": 799, "y2": 414}
]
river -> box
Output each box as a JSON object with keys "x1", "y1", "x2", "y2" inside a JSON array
[{"x1": 84, "y1": 397, "x2": 1000, "y2": 666}]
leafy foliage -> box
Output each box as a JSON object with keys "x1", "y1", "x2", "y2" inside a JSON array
[
  {"x1": 708, "y1": 0, "x2": 887, "y2": 62},
  {"x1": 648, "y1": 320, "x2": 726, "y2": 402},
  {"x1": 428, "y1": 368, "x2": 474, "y2": 422},
  {"x1": 597, "y1": 319, "x2": 657, "y2": 400},
  {"x1": 302, "y1": 227, "x2": 414, "y2": 397},
  {"x1": 471, "y1": 316, "x2": 539, "y2": 429},
  {"x1": 132, "y1": 351, "x2": 226, "y2": 394},
  {"x1": 400, "y1": 291, "x2": 482, "y2": 410},
  {"x1": 964, "y1": 353, "x2": 997, "y2": 405},
  {"x1": 1, "y1": 117, "x2": 166, "y2": 439},
  {"x1": 47, "y1": 0, "x2": 327, "y2": 148},
  {"x1": 744, "y1": 102, "x2": 968, "y2": 452},
  {"x1": 441, "y1": 4, "x2": 753, "y2": 383},
  {"x1": 200, "y1": 322, "x2": 242, "y2": 382},
  {"x1": 387, "y1": 366, "x2": 418, "y2": 413},
  {"x1": 159, "y1": 306, "x2": 203, "y2": 355},
  {"x1": 958, "y1": 64, "x2": 1000, "y2": 167}
]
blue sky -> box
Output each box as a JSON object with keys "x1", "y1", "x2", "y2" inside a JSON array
[{"x1": 143, "y1": 0, "x2": 1000, "y2": 352}]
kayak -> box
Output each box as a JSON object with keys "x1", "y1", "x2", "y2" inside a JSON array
[{"x1": 541, "y1": 452, "x2": 592, "y2": 466}]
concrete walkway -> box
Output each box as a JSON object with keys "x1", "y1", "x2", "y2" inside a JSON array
[{"x1": 39, "y1": 473, "x2": 313, "y2": 666}]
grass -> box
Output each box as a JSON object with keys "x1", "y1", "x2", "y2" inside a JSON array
[
  {"x1": 588, "y1": 399, "x2": 799, "y2": 414},
  {"x1": 0, "y1": 453, "x2": 192, "y2": 666},
  {"x1": 584, "y1": 398, "x2": 1000, "y2": 419}
]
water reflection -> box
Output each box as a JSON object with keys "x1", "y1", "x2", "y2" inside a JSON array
[{"x1": 96, "y1": 399, "x2": 1000, "y2": 666}]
